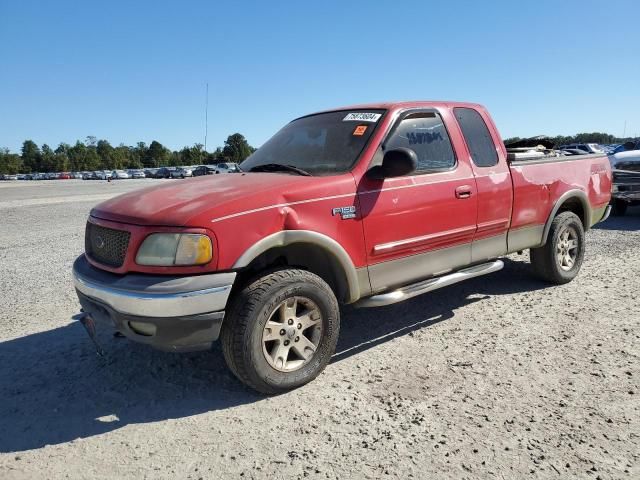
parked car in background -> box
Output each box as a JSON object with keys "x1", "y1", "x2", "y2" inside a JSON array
[
  {"x1": 2, "y1": 174, "x2": 18, "y2": 180},
  {"x1": 155, "y1": 167, "x2": 176, "y2": 179},
  {"x1": 144, "y1": 168, "x2": 159, "y2": 178},
  {"x1": 170, "y1": 167, "x2": 192, "y2": 178},
  {"x1": 215, "y1": 162, "x2": 241, "y2": 173},
  {"x1": 558, "y1": 143, "x2": 605, "y2": 154},
  {"x1": 192, "y1": 165, "x2": 217, "y2": 176},
  {"x1": 111, "y1": 170, "x2": 130, "y2": 180},
  {"x1": 560, "y1": 149, "x2": 587, "y2": 156},
  {"x1": 612, "y1": 140, "x2": 640, "y2": 154},
  {"x1": 610, "y1": 169, "x2": 640, "y2": 216},
  {"x1": 128, "y1": 169, "x2": 146, "y2": 179},
  {"x1": 58, "y1": 172, "x2": 71, "y2": 180},
  {"x1": 608, "y1": 150, "x2": 640, "y2": 216}
]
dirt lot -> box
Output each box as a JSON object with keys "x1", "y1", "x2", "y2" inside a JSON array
[{"x1": 0, "y1": 180, "x2": 638, "y2": 479}]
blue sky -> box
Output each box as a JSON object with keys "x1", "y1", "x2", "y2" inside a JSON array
[{"x1": 1, "y1": 0, "x2": 639, "y2": 152}]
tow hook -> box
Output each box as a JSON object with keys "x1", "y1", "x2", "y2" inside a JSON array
[{"x1": 73, "y1": 311, "x2": 105, "y2": 357}]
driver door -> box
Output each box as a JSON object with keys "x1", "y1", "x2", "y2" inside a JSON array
[{"x1": 357, "y1": 109, "x2": 478, "y2": 293}]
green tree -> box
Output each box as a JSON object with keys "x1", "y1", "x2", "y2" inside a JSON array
[
  {"x1": 0, "y1": 148, "x2": 23, "y2": 174},
  {"x1": 147, "y1": 140, "x2": 171, "y2": 167},
  {"x1": 222, "y1": 133, "x2": 254, "y2": 162},
  {"x1": 41, "y1": 144, "x2": 57, "y2": 172},
  {"x1": 21, "y1": 140, "x2": 41, "y2": 173},
  {"x1": 97, "y1": 140, "x2": 116, "y2": 169}
]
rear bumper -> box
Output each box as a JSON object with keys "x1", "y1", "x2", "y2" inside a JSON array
[{"x1": 72, "y1": 255, "x2": 235, "y2": 352}]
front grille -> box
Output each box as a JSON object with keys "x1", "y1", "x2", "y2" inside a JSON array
[{"x1": 85, "y1": 222, "x2": 131, "y2": 268}]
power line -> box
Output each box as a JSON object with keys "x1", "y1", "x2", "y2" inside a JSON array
[{"x1": 204, "y1": 83, "x2": 209, "y2": 152}]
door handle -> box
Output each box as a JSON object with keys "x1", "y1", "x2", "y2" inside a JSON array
[{"x1": 455, "y1": 185, "x2": 472, "y2": 199}]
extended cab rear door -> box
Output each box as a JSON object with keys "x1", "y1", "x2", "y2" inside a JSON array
[
  {"x1": 452, "y1": 106, "x2": 513, "y2": 262},
  {"x1": 358, "y1": 108, "x2": 478, "y2": 293}
]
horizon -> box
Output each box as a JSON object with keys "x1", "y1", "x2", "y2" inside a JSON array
[{"x1": 1, "y1": 0, "x2": 639, "y2": 152}]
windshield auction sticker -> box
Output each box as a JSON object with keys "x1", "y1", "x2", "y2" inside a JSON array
[
  {"x1": 343, "y1": 112, "x2": 381, "y2": 122},
  {"x1": 353, "y1": 125, "x2": 368, "y2": 136}
]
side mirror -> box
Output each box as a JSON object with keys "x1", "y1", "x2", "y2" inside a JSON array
[{"x1": 367, "y1": 148, "x2": 418, "y2": 180}]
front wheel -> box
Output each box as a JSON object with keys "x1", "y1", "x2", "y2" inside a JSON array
[
  {"x1": 221, "y1": 269, "x2": 340, "y2": 394},
  {"x1": 530, "y1": 211, "x2": 585, "y2": 284}
]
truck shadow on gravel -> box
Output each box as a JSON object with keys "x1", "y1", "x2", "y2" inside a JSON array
[{"x1": 0, "y1": 258, "x2": 549, "y2": 453}]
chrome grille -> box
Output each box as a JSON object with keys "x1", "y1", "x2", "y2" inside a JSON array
[{"x1": 85, "y1": 222, "x2": 131, "y2": 268}]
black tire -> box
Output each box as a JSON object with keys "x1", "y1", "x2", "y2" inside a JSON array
[
  {"x1": 530, "y1": 211, "x2": 585, "y2": 284},
  {"x1": 611, "y1": 199, "x2": 627, "y2": 216},
  {"x1": 221, "y1": 269, "x2": 340, "y2": 394}
]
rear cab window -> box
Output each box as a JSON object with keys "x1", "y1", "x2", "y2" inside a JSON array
[{"x1": 453, "y1": 107, "x2": 498, "y2": 167}]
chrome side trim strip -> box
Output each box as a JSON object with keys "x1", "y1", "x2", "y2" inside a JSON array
[
  {"x1": 356, "y1": 260, "x2": 504, "y2": 308},
  {"x1": 373, "y1": 225, "x2": 476, "y2": 254}
]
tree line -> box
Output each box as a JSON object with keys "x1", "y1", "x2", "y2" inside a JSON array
[
  {"x1": 502, "y1": 132, "x2": 637, "y2": 147},
  {"x1": 3, "y1": 130, "x2": 638, "y2": 175},
  {"x1": 0, "y1": 133, "x2": 255, "y2": 175}
]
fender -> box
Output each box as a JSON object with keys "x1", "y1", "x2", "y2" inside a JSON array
[
  {"x1": 540, "y1": 189, "x2": 591, "y2": 246},
  {"x1": 232, "y1": 230, "x2": 363, "y2": 303}
]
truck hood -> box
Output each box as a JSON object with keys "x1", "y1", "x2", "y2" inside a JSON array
[{"x1": 90, "y1": 173, "x2": 353, "y2": 227}]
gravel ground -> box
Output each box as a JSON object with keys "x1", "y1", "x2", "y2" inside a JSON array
[{"x1": 0, "y1": 180, "x2": 638, "y2": 479}]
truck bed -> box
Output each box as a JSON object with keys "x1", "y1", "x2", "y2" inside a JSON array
[{"x1": 507, "y1": 152, "x2": 611, "y2": 252}]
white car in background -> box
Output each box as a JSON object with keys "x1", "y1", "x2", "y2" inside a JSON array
[
  {"x1": 128, "y1": 169, "x2": 146, "y2": 179},
  {"x1": 110, "y1": 170, "x2": 130, "y2": 179},
  {"x1": 558, "y1": 143, "x2": 605, "y2": 154},
  {"x1": 170, "y1": 167, "x2": 193, "y2": 178},
  {"x1": 215, "y1": 162, "x2": 241, "y2": 173}
]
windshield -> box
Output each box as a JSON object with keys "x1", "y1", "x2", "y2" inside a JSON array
[{"x1": 241, "y1": 109, "x2": 385, "y2": 176}]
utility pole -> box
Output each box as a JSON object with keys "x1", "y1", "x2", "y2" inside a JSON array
[{"x1": 204, "y1": 83, "x2": 209, "y2": 152}]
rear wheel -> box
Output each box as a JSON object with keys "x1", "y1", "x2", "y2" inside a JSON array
[
  {"x1": 611, "y1": 199, "x2": 628, "y2": 216},
  {"x1": 530, "y1": 211, "x2": 585, "y2": 284},
  {"x1": 221, "y1": 269, "x2": 340, "y2": 394}
]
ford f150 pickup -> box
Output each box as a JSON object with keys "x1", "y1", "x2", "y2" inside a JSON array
[{"x1": 73, "y1": 101, "x2": 612, "y2": 393}]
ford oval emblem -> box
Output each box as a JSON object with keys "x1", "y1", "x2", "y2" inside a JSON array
[{"x1": 95, "y1": 236, "x2": 105, "y2": 249}]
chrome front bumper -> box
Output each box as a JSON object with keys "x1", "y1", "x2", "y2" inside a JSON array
[
  {"x1": 72, "y1": 255, "x2": 236, "y2": 352},
  {"x1": 72, "y1": 255, "x2": 235, "y2": 318}
]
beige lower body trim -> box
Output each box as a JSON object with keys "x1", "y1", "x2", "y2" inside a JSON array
[
  {"x1": 368, "y1": 243, "x2": 472, "y2": 293},
  {"x1": 471, "y1": 233, "x2": 507, "y2": 263},
  {"x1": 590, "y1": 204, "x2": 608, "y2": 227},
  {"x1": 356, "y1": 267, "x2": 372, "y2": 299},
  {"x1": 507, "y1": 225, "x2": 545, "y2": 252}
]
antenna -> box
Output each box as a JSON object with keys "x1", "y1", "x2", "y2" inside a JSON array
[
  {"x1": 204, "y1": 83, "x2": 209, "y2": 151},
  {"x1": 623, "y1": 120, "x2": 627, "y2": 139}
]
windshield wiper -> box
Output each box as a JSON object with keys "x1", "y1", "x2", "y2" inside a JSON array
[{"x1": 249, "y1": 163, "x2": 312, "y2": 176}]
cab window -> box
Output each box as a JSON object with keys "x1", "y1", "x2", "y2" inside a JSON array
[
  {"x1": 384, "y1": 112, "x2": 456, "y2": 172},
  {"x1": 453, "y1": 107, "x2": 498, "y2": 167}
]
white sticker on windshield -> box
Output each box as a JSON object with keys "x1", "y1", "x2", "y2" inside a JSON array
[{"x1": 343, "y1": 112, "x2": 381, "y2": 122}]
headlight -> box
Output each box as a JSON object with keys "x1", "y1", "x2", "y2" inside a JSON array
[{"x1": 136, "y1": 233, "x2": 212, "y2": 266}]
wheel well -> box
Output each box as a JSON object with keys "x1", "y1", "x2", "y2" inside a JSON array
[
  {"x1": 234, "y1": 243, "x2": 350, "y2": 303},
  {"x1": 556, "y1": 197, "x2": 587, "y2": 229}
]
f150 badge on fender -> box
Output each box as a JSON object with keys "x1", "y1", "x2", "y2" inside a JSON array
[{"x1": 332, "y1": 206, "x2": 356, "y2": 219}]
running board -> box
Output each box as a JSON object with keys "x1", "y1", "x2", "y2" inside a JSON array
[{"x1": 356, "y1": 260, "x2": 504, "y2": 308}]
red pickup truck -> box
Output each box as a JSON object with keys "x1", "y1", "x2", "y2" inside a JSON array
[{"x1": 73, "y1": 101, "x2": 612, "y2": 393}]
